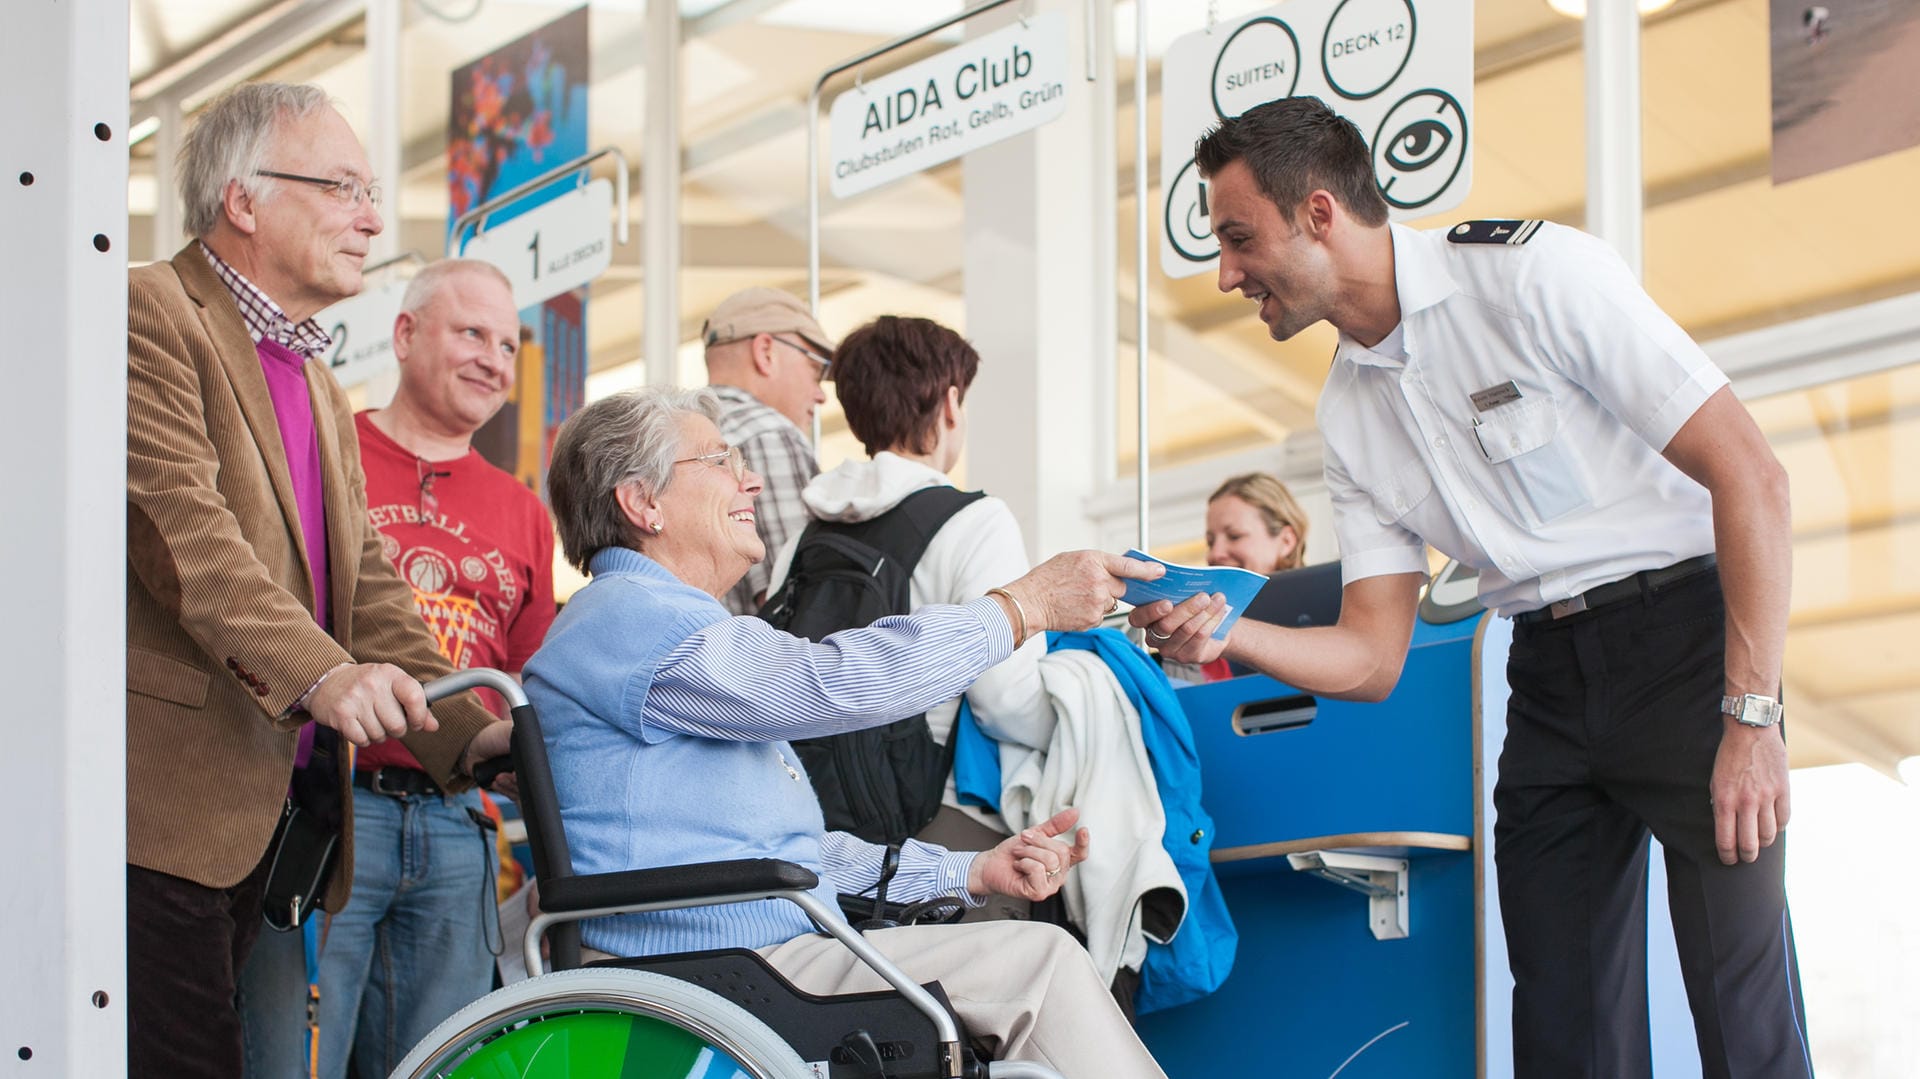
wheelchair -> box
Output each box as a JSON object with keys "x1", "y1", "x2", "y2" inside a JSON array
[{"x1": 393, "y1": 669, "x2": 1067, "y2": 1079}]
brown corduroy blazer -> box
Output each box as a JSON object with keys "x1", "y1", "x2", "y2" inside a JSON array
[{"x1": 126, "y1": 242, "x2": 497, "y2": 909}]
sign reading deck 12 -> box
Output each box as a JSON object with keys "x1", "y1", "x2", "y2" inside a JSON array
[
  {"x1": 1158, "y1": 0, "x2": 1472, "y2": 278},
  {"x1": 829, "y1": 11, "x2": 1069, "y2": 199}
]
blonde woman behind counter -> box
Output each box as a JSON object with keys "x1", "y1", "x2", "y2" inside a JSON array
[{"x1": 1162, "y1": 472, "x2": 1312, "y2": 683}]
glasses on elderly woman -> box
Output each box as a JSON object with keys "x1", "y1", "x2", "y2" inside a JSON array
[{"x1": 674, "y1": 444, "x2": 748, "y2": 483}]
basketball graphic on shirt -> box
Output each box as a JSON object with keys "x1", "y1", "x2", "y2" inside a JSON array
[
  {"x1": 381, "y1": 533, "x2": 401, "y2": 562},
  {"x1": 462, "y1": 556, "x2": 488, "y2": 583},
  {"x1": 401, "y1": 548, "x2": 457, "y2": 597}
]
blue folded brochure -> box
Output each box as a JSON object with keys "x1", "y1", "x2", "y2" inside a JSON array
[{"x1": 1118, "y1": 549, "x2": 1268, "y2": 640}]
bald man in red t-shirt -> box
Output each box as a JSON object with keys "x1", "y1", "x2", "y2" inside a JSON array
[{"x1": 318, "y1": 258, "x2": 556, "y2": 1077}]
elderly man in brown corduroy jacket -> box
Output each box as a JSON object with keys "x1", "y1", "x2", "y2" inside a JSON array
[{"x1": 124, "y1": 82, "x2": 509, "y2": 1077}]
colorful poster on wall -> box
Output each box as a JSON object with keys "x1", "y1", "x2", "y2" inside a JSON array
[
  {"x1": 448, "y1": 4, "x2": 590, "y2": 491},
  {"x1": 1771, "y1": 0, "x2": 1920, "y2": 184}
]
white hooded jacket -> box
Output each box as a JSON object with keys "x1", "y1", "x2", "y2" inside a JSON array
[{"x1": 767, "y1": 452, "x2": 1053, "y2": 831}]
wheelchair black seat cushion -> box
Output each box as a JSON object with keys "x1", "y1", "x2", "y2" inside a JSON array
[{"x1": 592, "y1": 946, "x2": 982, "y2": 1078}]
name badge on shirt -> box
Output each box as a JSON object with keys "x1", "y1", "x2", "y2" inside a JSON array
[{"x1": 1470, "y1": 381, "x2": 1523, "y2": 412}]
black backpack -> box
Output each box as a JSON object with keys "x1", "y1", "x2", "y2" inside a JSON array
[{"x1": 758, "y1": 485, "x2": 986, "y2": 844}]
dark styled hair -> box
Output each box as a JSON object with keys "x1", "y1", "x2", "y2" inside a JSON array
[
  {"x1": 832, "y1": 316, "x2": 981, "y2": 458},
  {"x1": 1193, "y1": 96, "x2": 1389, "y2": 228}
]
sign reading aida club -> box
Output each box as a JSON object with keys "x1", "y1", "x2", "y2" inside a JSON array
[{"x1": 829, "y1": 11, "x2": 1070, "y2": 198}]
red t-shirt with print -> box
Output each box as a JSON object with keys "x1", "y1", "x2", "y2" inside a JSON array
[{"x1": 354, "y1": 410, "x2": 557, "y2": 773}]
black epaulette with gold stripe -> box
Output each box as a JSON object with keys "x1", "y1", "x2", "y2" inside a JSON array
[{"x1": 1446, "y1": 219, "x2": 1542, "y2": 245}]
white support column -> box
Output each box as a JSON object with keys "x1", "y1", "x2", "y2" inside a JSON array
[
  {"x1": 365, "y1": 0, "x2": 403, "y2": 261},
  {"x1": 151, "y1": 96, "x2": 183, "y2": 257},
  {"x1": 962, "y1": 0, "x2": 1113, "y2": 559},
  {"x1": 2, "y1": 0, "x2": 129, "y2": 1073},
  {"x1": 1583, "y1": 1, "x2": 1643, "y2": 277},
  {"x1": 644, "y1": 0, "x2": 682, "y2": 386}
]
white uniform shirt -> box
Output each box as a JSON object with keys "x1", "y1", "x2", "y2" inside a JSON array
[{"x1": 1321, "y1": 221, "x2": 1728, "y2": 616}]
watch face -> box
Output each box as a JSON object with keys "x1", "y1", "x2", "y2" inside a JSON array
[{"x1": 1734, "y1": 694, "x2": 1783, "y2": 726}]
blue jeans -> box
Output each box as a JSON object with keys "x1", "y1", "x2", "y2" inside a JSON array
[
  {"x1": 236, "y1": 918, "x2": 316, "y2": 1078},
  {"x1": 316, "y1": 785, "x2": 497, "y2": 1079}
]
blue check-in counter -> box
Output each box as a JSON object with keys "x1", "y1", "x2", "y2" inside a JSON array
[
  {"x1": 1136, "y1": 611, "x2": 1498, "y2": 1078},
  {"x1": 1137, "y1": 597, "x2": 1701, "y2": 1078}
]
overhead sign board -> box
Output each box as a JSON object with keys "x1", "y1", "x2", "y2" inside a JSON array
[
  {"x1": 314, "y1": 277, "x2": 407, "y2": 391},
  {"x1": 460, "y1": 177, "x2": 614, "y2": 309},
  {"x1": 828, "y1": 10, "x2": 1070, "y2": 199},
  {"x1": 1159, "y1": 0, "x2": 1472, "y2": 278}
]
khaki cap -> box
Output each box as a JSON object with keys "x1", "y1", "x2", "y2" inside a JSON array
[{"x1": 701, "y1": 287, "x2": 837, "y2": 360}]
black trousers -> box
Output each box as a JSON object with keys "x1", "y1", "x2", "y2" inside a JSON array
[
  {"x1": 1494, "y1": 567, "x2": 1813, "y2": 1078},
  {"x1": 126, "y1": 851, "x2": 273, "y2": 1078}
]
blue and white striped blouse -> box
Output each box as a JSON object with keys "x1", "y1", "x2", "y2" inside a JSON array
[{"x1": 523, "y1": 546, "x2": 1014, "y2": 958}]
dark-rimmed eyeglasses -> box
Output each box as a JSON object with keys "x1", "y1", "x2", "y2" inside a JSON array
[
  {"x1": 674, "y1": 445, "x2": 748, "y2": 483},
  {"x1": 771, "y1": 336, "x2": 833, "y2": 382},
  {"x1": 254, "y1": 169, "x2": 383, "y2": 208}
]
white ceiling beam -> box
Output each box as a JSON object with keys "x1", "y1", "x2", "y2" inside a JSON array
[
  {"x1": 130, "y1": 0, "x2": 366, "y2": 120},
  {"x1": 686, "y1": 0, "x2": 793, "y2": 38},
  {"x1": 1708, "y1": 289, "x2": 1920, "y2": 401}
]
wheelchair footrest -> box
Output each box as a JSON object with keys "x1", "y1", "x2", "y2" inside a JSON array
[{"x1": 590, "y1": 946, "x2": 978, "y2": 1078}]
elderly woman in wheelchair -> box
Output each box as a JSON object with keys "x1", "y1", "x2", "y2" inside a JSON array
[{"x1": 397, "y1": 387, "x2": 1170, "y2": 1079}]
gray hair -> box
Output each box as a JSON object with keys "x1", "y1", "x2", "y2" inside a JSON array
[
  {"x1": 547, "y1": 386, "x2": 723, "y2": 573},
  {"x1": 400, "y1": 258, "x2": 515, "y2": 316},
  {"x1": 178, "y1": 82, "x2": 334, "y2": 238}
]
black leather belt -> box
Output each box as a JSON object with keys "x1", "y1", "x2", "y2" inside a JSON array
[
  {"x1": 353, "y1": 766, "x2": 443, "y2": 798},
  {"x1": 1515, "y1": 554, "x2": 1717, "y2": 626}
]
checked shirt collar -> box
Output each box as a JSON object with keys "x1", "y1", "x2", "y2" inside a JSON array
[{"x1": 198, "y1": 241, "x2": 335, "y2": 359}]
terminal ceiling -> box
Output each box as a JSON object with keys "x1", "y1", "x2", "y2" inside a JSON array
[{"x1": 126, "y1": 0, "x2": 1920, "y2": 775}]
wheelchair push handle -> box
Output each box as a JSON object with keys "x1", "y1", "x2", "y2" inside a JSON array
[
  {"x1": 422, "y1": 668, "x2": 526, "y2": 794},
  {"x1": 422, "y1": 667, "x2": 529, "y2": 709}
]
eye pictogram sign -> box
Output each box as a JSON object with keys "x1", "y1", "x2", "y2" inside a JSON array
[{"x1": 1158, "y1": 0, "x2": 1473, "y2": 278}]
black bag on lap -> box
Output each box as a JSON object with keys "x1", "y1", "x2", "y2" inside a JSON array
[{"x1": 758, "y1": 485, "x2": 984, "y2": 845}]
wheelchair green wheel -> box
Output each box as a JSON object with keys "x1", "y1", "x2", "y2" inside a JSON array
[{"x1": 392, "y1": 967, "x2": 815, "y2": 1079}]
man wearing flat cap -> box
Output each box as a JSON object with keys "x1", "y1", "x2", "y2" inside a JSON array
[{"x1": 701, "y1": 286, "x2": 838, "y2": 615}]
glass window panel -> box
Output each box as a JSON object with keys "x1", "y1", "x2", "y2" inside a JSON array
[{"x1": 1753, "y1": 364, "x2": 1920, "y2": 768}]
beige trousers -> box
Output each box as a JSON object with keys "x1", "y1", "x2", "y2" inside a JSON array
[{"x1": 759, "y1": 921, "x2": 1168, "y2": 1079}]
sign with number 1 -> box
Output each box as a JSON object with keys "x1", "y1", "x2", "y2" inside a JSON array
[{"x1": 460, "y1": 178, "x2": 614, "y2": 310}]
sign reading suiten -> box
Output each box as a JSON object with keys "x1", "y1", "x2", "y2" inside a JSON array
[
  {"x1": 829, "y1": 11, "x2": 1069, "y2": 199},
  {"x1": 459, "y1": 177, "x2": 614, "y2": 310},
  {"x1": 1159, "y1": 0, "x2": 1472, "y2": 278}
]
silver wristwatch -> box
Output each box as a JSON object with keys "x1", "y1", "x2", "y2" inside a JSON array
[{"x1": 1720, "y1": 693, "x2": 1784, "y2": 728}]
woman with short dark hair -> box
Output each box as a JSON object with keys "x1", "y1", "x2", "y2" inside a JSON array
[{"x1": 768, "y1": 317, "x2": 1051, "y2": 873}]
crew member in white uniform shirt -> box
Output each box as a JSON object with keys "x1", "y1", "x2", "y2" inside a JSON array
[{"x1": 1136, "y1": 97, "x2": 1810, "y2": 1079}]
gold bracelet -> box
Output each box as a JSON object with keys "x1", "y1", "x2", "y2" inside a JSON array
[{"x1": 986, "y1": 587, "x2": 1029, "y2": 648}]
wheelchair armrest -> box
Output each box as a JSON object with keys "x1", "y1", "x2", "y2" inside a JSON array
[{"x1": 538, "y1": 859, "x2": 821, "y2": 914}]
